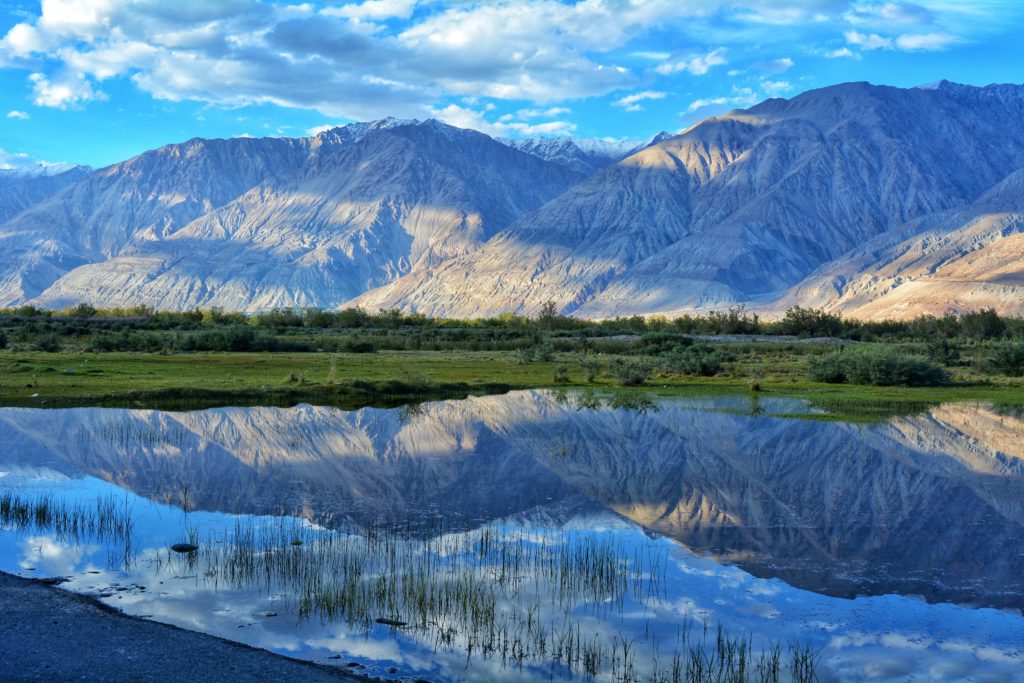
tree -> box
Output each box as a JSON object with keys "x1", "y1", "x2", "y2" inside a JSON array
[{"x1": 537, "y1": 300, "x2": 560, "y2": 330}]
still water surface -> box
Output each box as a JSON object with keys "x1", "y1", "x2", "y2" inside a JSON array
[{"x1": 1, "y1": 391, "x2": 1022, "y2": 681}]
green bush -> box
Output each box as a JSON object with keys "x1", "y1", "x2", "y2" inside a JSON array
[
  {"x1": 579, "y1": 358, "x2": 601, "y2": 383},
  {"x1": 925, "y1": 338, "x2": 961, "y2": 366},
  {"x1": 988, "y1": 342, "x2": 1024, "y2": 376},
  {"x1": 808, "y1": 348, "x2": 947, "y2": 386},
  {"x1": 778, "y1": 306, "x2": 843, "y2": 337},
  {"x1": 610, "y1": 359, "x2": 653, "y2": 386},
  {"x1": 33, "y1": 334, "x2": 62, "y2": 353},
  {"x1": 660, "y1": 345, "x2": 730, "y2": 376},
  {"x1": 553, "y1": 364, "x2": 570, "y2": 383},
  {"x1": 343, "y1": 340, "x2": 376, "y2": 353}
]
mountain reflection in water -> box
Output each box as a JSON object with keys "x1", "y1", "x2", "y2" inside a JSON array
[
  {"x1": 2, "y1": 391, "x2": 1022, "y2": 609},
  {"x1": 0, "y1": 389, "x2": 1019, "y2": 683}
]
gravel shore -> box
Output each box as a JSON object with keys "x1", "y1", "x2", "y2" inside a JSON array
[{"x1": 0, "y1": 572, "x2": 363, "y2": 682}]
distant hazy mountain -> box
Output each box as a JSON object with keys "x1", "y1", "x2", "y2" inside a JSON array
[
  {"x1": 1, "y1": 81, "x2": 1023, "y2": 318},
  {"x1": 0, "y1": 120, "x2": 581, "y2": 310},
  {"x1": 500, "y1": 135, "x2": 657, "y2": 175},
  {"x1": 0, "y1": 165, "x2": 91, "y2": 224}
]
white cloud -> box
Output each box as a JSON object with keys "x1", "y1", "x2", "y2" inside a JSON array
[
  {"x1": 843, "y1": 2, "x2": 933, "y2": 27},
  {"x1": 756, "y1": 57, "x2": 793, "y2": 74},
  {"x1": 825, "y1": 47, "x2": 858, "y2": 59},
  {"x1": 517, "y1": 106, "x2": 571, "y2": 118},
  {"x1": 0, "y1": 0, "x2": 980, "y2": 126},
  {"x1": 732, "y1": 6, "x2": 815, "y2": 26},
  {"x1": 430, "y1": 103, "x2": 576, "y2": 138},
  {"x1": 844, "y1": 30, "x2": 893, "y2": 50},
  {"x1": 760, "y1": 80, "x2": 792, "y2": 96},
  {"x1": 687, "y1": 87, "x2": 758, "y2": 112},
  {"x1": 322, "y1": 0, "x2": 417, "y2": 21},
  {"x1": 656, "y1": 48, "x2": 727, "y2": 76},
  {"x1": 895, "y1": 32, "x2": 958, "y2": 51},
  {"x1": 0, "y1": 146, "x2": 69, "y2": 171},
  {"x1": 306, "y1": 124, "x2": 346, "y2": 136},
  {"x1": 630, "y1": 50, "x2": 670, "y2": 60},
  {"x1": 0, "y1": 22, "x2": 50, "y2": 56},
  {"x1": 845, "y1": 28, "x2": 958, "y2": 52},
  {"x1": 612, "y1": 90, "x2": 666, "y2": 112},
  {"x1": 6, "y1": 110, "x2": 30, "y2": 120},
  {"x1": 29, "y1": 71, "x2": 103, "y2": 109}
]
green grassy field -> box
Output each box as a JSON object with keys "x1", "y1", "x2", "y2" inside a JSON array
[{"x1": 1, "y1": 348, "x2": 1021, "y2": 419}]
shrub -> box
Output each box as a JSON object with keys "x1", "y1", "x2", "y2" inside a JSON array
[
  {"x1": 534, "y1": 342, "x2": 555, "y2": 362},
  {"x1": 778, "y1": 306, "x2": 844, "y2": 338},
  {"x1": 960, "y1": 309, "x2": 1006, "y2": 340},
  {"x1": 517, "y1": 345, "x2": 536, "y2": 364},
  {"x1": 988, "y1": 341, "x2": 1024, "y2": 376},
  {"x1": 925, "y1": 338, "x2": 961, "y2": 366},
  {"x1": 343, "y1": 340, "x2": 376, "y2": 353},
  {"x1": 0, "y1": 330, "x2": 6, "y2": 349},
  {"x1": 660, "y1": 345, "x2": 729, "y2": 376},
  {"x1": 808, "y1": 348, "x2": 947, "y2": 386},
  {"x1": 33, "y1": 334, "x2": 62, "y2": 352},
  {"x1": 610, "y1": 359, "x2": 653, "y2": 386},
  {"x1": 553, "y1": 364, "x2": 570, "y2": 384},
  {"x1": 579, "y1": 358, "x2": 601, "y2": 383}
]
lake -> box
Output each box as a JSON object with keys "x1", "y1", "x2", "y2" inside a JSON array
[{"x1": 1, "y1": 390, "x2": 1022, "y2": 682}]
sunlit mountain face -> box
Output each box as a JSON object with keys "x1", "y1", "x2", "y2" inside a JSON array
[
  {"x1": 2, "y1": 82, "x2": 1024, "y2": 319},
  {"x1": 2, "y1": 392, "x2": 1023, "y2": 681}
]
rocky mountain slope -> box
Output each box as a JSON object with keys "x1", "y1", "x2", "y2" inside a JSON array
[
  {"x1": 354, "y1": 81, "x2": 1024, "y2": 318},
  {"x1": 1, "y1": 81, "x2": 1022, "y2": 317},
  {"x1": 772, "y1": 167, "x2": 1024, "y2": 318},
  {"x1": 0, "y1": 120, "x2": 581, "y2": 310}
]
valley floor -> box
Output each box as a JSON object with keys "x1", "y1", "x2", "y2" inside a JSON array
[{"x1": 0, "y1": 349, "x2": 1021, "y2": 420}]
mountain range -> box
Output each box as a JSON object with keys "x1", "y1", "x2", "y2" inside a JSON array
[{"x1": 1, "y1": 80, "x2": 1022, "y2": 319}]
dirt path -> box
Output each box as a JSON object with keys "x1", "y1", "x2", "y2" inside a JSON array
[{"x1": 0, "y1": 572, "x2": 365, "y2": 682}]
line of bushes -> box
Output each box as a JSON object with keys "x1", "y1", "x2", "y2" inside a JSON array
[
  {"x1": 808, "y1": 349, "x2": 948, "y2": 386},
  {"x1": 2, "y1": 303, "x2": 1022, "y2": 342}
]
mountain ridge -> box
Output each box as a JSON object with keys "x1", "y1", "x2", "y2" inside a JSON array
[{"x1": 1, "y1": 80, "x2": 1023, "y2": 318}]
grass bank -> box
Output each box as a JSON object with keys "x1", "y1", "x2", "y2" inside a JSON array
[{"x1": 1, "y1": 348, "x2": 1021, "y2": 420}]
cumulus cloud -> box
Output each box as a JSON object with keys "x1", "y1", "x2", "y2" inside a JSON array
[
  {"x1": 0, "y1": 0, "x2": 985, "y2": 126},
  {"x1": 613, "y1": 90, "x2": 666, "y2": 112},
  {"x1": 656, "y1": 48, "x2": 727, "y2": 76},
  {"x1": 322, "y1": 0, "x2": 417, "y2": 21},
  {"x1": 29, "y1": 71, "x2": 103, "y2": 108},
  {"x1": 6, "y1": 110, "x2": 30, "y2": 120}
]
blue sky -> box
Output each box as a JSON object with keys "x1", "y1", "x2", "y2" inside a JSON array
[{"x1": 1, "y1": 0, "x2": 1022, "y2": 169}]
